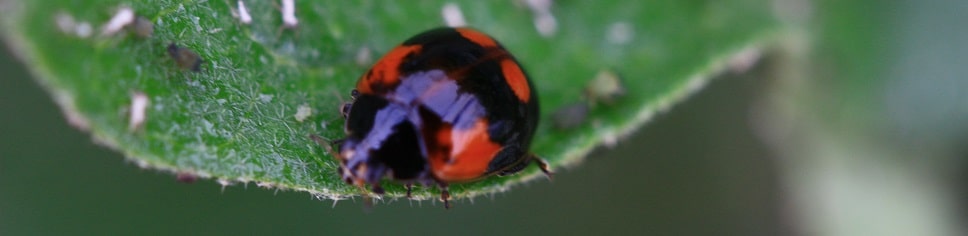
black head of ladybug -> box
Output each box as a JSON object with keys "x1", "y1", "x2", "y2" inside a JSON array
[{"x1": 327, "y1": 27, "x2": 550, "y2": 209}]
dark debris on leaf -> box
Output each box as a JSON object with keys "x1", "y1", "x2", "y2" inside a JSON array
[
  {"x1": 176, "y1": 172, "x2": 198, "y2": 183},
  {"x1": 167, "y1": 43, "x2": 203, "y2": 72},
  {"x1": 552, "y1": 102, "x2": 590, "y2": 130},
  {"x1": 128, "y1": 16, "x2": 153, "y2": 38}
]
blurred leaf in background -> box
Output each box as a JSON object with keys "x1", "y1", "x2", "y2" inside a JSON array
[{"x1": 760, "y1": 0, "x2": 968, "y2": 235}]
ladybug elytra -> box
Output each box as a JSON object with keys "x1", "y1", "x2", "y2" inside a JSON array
[{"x1": 326, "y1": 27, "x2": 549, "y2": 209}]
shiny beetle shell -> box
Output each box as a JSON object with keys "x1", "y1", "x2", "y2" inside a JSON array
[{"x1": 331, "y1": 27, "x2": 549, "y2": 208}]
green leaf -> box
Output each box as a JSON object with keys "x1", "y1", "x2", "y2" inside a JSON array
[{"x1": 0, "y1": 0, "x2": 781, "y2": 200}]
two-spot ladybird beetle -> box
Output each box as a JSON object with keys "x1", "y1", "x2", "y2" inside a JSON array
[{"x1": 330, "y1": 27, "x2": 550, "y2": 208}]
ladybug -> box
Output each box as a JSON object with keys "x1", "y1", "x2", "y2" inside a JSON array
[{"x1": 329, "y1": 27, "x2": 550, "y2": 208}]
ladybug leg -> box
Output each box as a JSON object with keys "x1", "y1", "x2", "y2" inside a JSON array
[
  {"x1": 438, "y1": 183, "x2": 452, "y2": 209},
  {"x1": 350, "y1": 181, "x2": 374, "y2": 209},
  {"x1": 366, "y1": 183, "x2": 384, "y2": 209},
  {"x1": 532, "y1": 155, "x2": 553, "y2": 180},
  {"x1": 309, "y1": 135, "x2": 355, "y2": 185},
  {"x1": 405, "y1": 182, "x2": 414, "y2": 198},
  {"x1": 308, "y1": 134, "x2": 327, "y2": 149},
  {"x1": 371, "y1": 183, "x2": 385, "y2": 195},
  {"x1": 309, "y1": 134, "x2": 342, "y2": 156}
]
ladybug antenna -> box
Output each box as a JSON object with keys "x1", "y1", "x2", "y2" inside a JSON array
[
  {"x1": 437, "y1": 183, "x2": 452, "y2": 210},
  {"x1": 405, "y1": 182, "x2": 414, "y2": 198},
  {"x1": 331, "y1": 88, "x2": 356, "y2": 120},
  {"x1": 371, "y1": 183, "x2": 385, "y2": 195},
  {"x1": 309, "y1": 134, "x2": 341, "y2": 156}
]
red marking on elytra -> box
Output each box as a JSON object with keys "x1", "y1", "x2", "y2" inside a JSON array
[
  {"x1": 457, "y1": 28, "x2": 498, "y2": 48},
  {"x1": 357, "y1": 45, "x2": 422, "y2": 95},
  {"x1": 500, "y1": 59, "x2": 531, "y2": 102},
  {"x1": 428, "y1": 119, "x2": 502, "y2": 182}
]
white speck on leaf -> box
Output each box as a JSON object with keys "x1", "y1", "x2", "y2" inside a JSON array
[
  {"x1": 281, "y1": 0, "x2": 298, "y2": 28},
  {"x1": 54, "y1": 12, "x2": 76, "y2": 34},
  {"x1": 153, "y1": 100, "x2": 164, "y2": 111},
  {"x1": 294, "y1": 103, "x2": 312, "y2": 122},
  {"x1": 191, "y1": 16, "x2": 202, "y2": 32},
  {"x1": 533, "y1": 14, "x2": 557, "y2": 37},
  {"x1": 355, "y1": 47, "x2": 371, "y2": 66},
  {"x1": 54, "y1": 12, "x2": 94, "y2": 38},
  {"x1": 259, "y1": 94, "x2": 274, "y2": 103},
  {"x1": 128, "y1": 91, "x2": 149, "y2": 131},
  {"x1": 101, "y1": 6, "x2": 135, "y2": 36},
  {"x1": 202, "y1": 118, "x2": 215, "y2": 135},
  {"x1": 237, "y1": 0, "x2": 252, "y2": 24},
  {"x1": 75, "y1": 22, "x2": 93, "y2": 38},
  {"x1": 607, "y1": 22, "x2": 634, "y2": 45},
  {"x1": 441, "y1": 3, "x2": 466, "y2": 27},
  {"x1": 585, "y1": 70, "x2": 626, "y2": 105},
  {"x1": 525, "y1": 0, "x2": 557, "y2": 37}
]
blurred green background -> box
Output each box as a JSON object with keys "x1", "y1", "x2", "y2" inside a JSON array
[{"x1": 3, "y1": 0, "x2": 968, "y2": 235}]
